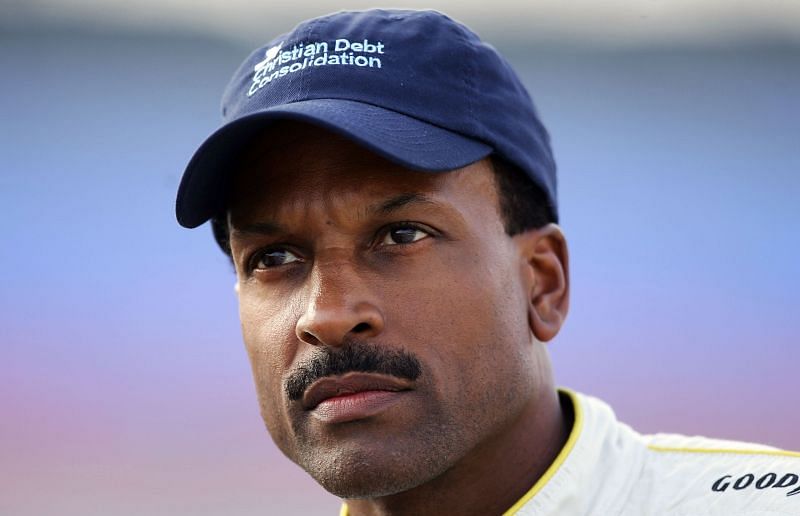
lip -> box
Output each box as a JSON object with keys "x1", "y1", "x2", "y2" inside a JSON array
[{"x1": 302, "y1": 372, "x2": 414, "y2": 423}]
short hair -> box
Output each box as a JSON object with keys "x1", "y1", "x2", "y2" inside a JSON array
[
  {"x1": 210, "y1": 155, "x2": 555, "y2": 259},
  {"x1": 489, "y1": 156, "x2": 555, "y2": 235}
]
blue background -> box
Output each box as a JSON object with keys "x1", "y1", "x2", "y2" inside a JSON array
[{"x1": 1, "y1": 13, "x2": 798, "y2": 516}]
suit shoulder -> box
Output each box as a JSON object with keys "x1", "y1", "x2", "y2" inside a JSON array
[{"x1": 624, "y1": 433, "x2": 800, "y2": 515}]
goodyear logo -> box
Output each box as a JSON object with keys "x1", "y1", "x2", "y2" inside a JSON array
[{"x1": 712, "y1": 472, "x2": 800, "y2": 497}]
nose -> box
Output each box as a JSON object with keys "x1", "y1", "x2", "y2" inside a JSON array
[{"x1": 295, "y1": 261, "x2": 385, "y2": 347}]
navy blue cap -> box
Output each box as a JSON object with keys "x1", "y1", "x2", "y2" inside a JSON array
[{"x1": 176, "y1": 9, "x2": 557, "y2": 228}]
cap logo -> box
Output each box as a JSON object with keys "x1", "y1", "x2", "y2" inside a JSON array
[
  {"x1": 254, "y1": 43, "x2": 283, "y2": 72},
  {"x1": 248, "y1": 38, "x2": 386, "y2": 97}
]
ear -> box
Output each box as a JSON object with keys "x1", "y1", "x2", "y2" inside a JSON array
[{"x1": 515, "y1": 224, "x2": 570, "y2": 342}]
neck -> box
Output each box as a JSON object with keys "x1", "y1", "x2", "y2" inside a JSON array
[{"x1": 344, "y1": 384, "x2": 571, "y2": 516}]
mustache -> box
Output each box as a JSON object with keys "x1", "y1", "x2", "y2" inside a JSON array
[{"x1": 284, "y1": 341, "x2": 422, "y2": 401}]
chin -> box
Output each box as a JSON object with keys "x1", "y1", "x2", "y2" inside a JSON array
[
  {"x1": 310, "y1": 463, "x2": 432, "y2": 499},
  {"x1": 299, "y1": 444, "x2": 451, "y2": 499}
]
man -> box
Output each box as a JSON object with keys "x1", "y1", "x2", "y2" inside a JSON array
[{"x1": 176, "y1": 9, "x2": 799, "y2": 515}]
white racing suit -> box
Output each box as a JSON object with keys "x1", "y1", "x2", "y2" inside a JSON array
[{"x1": 508, "y1": 389, "x2": 800, "y2": 515}]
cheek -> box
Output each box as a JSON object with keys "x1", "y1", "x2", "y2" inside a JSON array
[
  {"x1": 388, "y1": 243, "x2": 531, "y2": 392},
  {"x1": 238, "y1": 291, "x2": 300, "y2": 444},
  {"x1": 239, "y1": 289, "x2": 300, "y2": 368}
]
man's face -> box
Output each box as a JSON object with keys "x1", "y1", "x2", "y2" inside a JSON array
[{"x1": 227, "y1": 122, "x2": 549, "y2": 498}]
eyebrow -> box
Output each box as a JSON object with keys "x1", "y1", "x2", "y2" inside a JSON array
[
  {"x1": 231, "y1": 193, "x2": 440, "y2": 237},
  {"x1": 374, "y1": 193, "x2": 438, "y2": 215},
  {"x1": 230, "y1": 221, "x2": 286, "y2": 237}
]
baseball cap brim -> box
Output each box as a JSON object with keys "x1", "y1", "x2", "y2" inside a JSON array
[{"x1": 176, "y1": 98, "x2": 493, "y2": 228}]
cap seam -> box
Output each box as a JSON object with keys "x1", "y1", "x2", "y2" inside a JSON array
[
  {"x1": 298, "y1": 19, "x2": 316, "y2": 99},
  {"x1": 452, "y1": 20, "x2": 478, "y2": 141}
]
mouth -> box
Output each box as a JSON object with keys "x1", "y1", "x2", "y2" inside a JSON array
[{"x1": 301, "y1": 372, "x2": 414, "y2": 424}]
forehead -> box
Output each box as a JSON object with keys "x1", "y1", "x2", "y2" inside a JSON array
[{"x1": 228, "y1": 121, "x2": 501, "y2": 223}]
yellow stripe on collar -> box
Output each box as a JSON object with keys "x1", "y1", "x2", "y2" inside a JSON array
[{"x1": 502, "y1": 388, "x2": 584, "y2": 515}]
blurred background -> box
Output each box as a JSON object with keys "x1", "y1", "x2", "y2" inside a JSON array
[{"x1": 1, "y1": 1, "x2": 798, "y2": 514}]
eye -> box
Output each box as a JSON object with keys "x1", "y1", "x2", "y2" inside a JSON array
[
  {"x1": 251, "y1": 248, "x2": 302, "y2": 270},
  {"x1": 380, "y1": 224, "x2": 430, "y2": 245}
]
